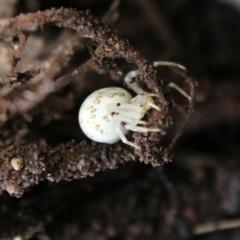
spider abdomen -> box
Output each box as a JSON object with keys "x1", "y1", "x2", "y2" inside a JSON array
[{"x1": 79, "y1": 87, "x2": 132, "y2": 144}]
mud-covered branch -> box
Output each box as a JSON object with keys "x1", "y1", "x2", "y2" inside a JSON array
[
  {"x1": 0, "y1": 140, "x2": 134, "y2": 197},
  {"x1": 0, "y1": 8, "x2": 162, "y2": 99}
]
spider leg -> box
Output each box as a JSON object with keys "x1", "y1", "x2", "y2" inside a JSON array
[
  {"x1": 115, "y1": 103, "x2": 144, "y2": 114},
  {"x1": 147, "y1": 102, "x2": 160, "y2": 111},
  {"x1": 115, "y1": 124, "x2": 140, "y2": 150},
  {"x1": 153, "y1": 61, "x2": 186, "y2": 71},
  {"x1": 124, "y1": 69, "x2": 143, "y2": 94},
  {"x1": 147, "y1": 93, "x2": 159, "y2": 97},
  {"x1": 153, "y1": 61, "x2": 190, "y2": 101},
  {"x1": 168, "y1": 82, "x2": 191, "y2": 101},
  {"x1": 125, "y1": 123, "x2": 160, "y2": 133},
  {"x1": 107, "y1": 103, "x2": 145, "y2": 121},
  {"x1": 112, "y1": 115, "x2": 145, "y2": 125}
]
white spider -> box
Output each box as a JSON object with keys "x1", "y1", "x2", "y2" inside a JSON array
[{"x1": 79, "y1": 61, "x2": 190, "y2": 150}]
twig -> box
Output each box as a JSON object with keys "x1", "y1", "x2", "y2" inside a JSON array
[
  {"x1": 0, "y1": 8, "x2": 161, "y2": 95},
  {"x1": 0, "y1": 140, "x2": 133, "y2": 197},
  {"x1": 193, "y1": 218, "x2": 240, "y2": 235}
]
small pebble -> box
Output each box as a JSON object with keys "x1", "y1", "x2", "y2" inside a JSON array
[
  {"x1": 13, "y1": 236, "x2": 22, "y2": 240},
  {"x1": 10, "y1": 157, "x2": 24, "y2": 171}
]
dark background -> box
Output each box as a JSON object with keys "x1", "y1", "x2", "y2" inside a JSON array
[{"x1": 0, "y1": 0, "x2": 240, "y2": 239}]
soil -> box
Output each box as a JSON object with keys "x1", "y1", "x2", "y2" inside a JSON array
[{"x1": 0, "y1": 0, "x2": 240, "y2": 239}]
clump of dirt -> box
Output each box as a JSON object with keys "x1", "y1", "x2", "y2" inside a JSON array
[
  {"x1": 1, "y1": 1, "x2": 240, "y2": 240},
  {"x1": 0, "y1": 5, "x2": 194, "y2": 198}
]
